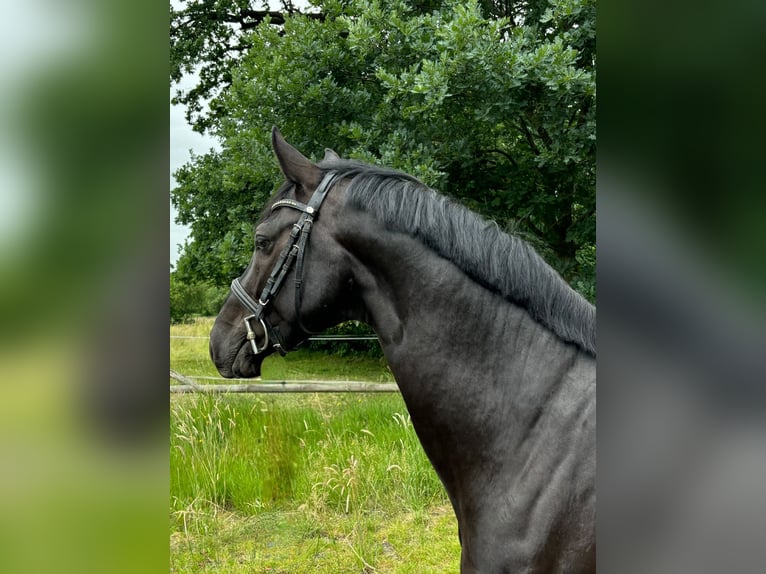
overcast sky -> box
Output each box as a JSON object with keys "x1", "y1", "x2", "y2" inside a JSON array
[{"x1": 169, "y1": 77, "x2": 219, "y2": 266}]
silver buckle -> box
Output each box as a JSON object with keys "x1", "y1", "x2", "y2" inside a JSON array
[{"x1": 243, "y1": 314, "x2": 269, "y2": 354}]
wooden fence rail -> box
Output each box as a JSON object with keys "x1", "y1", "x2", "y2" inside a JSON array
[
  {"x1": 170, "y1": 332, "x2": 389, "y2": 393},
  {"x1": 170, "y1": 370, "x2": 398, "y2": 394},
  {"x1": 170, "y1": 335, "x2": 379, "y2": 341}
]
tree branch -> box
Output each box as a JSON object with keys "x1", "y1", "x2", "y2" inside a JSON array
[
  {"x1": 483, "y1": 148, "x2": 518, "y2": 167},
  {"x1": 515, "y1": 120, "x2": 541, "y2": 156},
  {"x1": 222, "y1": 9, "x2": 325, "y2": 29}
]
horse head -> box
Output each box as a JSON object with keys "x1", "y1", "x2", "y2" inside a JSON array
[{"x1": 209, "y1": 128, "x2": 358, "y2": 378}]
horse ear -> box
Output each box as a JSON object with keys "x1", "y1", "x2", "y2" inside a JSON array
[
  {"x1": 323, "y1": 148, "x2": 340, "y2": 162},
  {"x1": 271, "y1": 126, "x2": 321, "y2": 191}
]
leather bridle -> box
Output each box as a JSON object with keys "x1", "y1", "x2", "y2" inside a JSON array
[{"x1": 230, "y1": 171, "x2": 341, "y2": 356}]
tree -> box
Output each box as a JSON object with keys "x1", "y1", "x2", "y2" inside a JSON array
[{"x1": 171, "y1": 0, "x2": 595, "y2": 299}]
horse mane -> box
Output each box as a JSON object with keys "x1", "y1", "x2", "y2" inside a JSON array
[{"x1": 318, "y1": 158, "x2": 596, "y2": 356}]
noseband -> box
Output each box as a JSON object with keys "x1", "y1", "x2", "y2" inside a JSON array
[{"x1": 230, "y1": 171, "x2": 341, "y2": 356}]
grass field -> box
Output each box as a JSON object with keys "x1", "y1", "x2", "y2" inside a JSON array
[{"x1": 170, "y1": 318, "x2": 460, "y2": 573}]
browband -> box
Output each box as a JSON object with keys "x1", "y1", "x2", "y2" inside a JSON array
[{"x1": 271, "y1": 197, "x2": 312, "y2": 213}]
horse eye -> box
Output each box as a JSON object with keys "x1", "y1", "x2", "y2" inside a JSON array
[{"x1": 255, "y1": 236, "x2": 271, "y2": 251}]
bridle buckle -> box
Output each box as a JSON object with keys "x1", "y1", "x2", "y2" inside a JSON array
[{"x1": 243, "y1": 314, "x2": 269, "y2": 354}]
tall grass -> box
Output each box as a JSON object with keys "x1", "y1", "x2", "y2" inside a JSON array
[{"x1": 171, "y1": 394, "x2": 445, "y2": 518}]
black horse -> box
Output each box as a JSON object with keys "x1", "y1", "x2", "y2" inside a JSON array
[{"x1": 210, "y1": 128, "x2": 596, "y2": 573}]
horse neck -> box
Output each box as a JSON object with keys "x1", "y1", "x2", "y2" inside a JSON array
[{"x1": 339, "y1": 216, "x2": 585, "y2": 413}]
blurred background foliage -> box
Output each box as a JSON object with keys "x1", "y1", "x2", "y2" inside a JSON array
[
  {"x1": 169, "y1": 274, "x2": 230, "y2": 323},
  {"x1": 170, "y1": 0, "x2": 596, "y2": 311}
]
